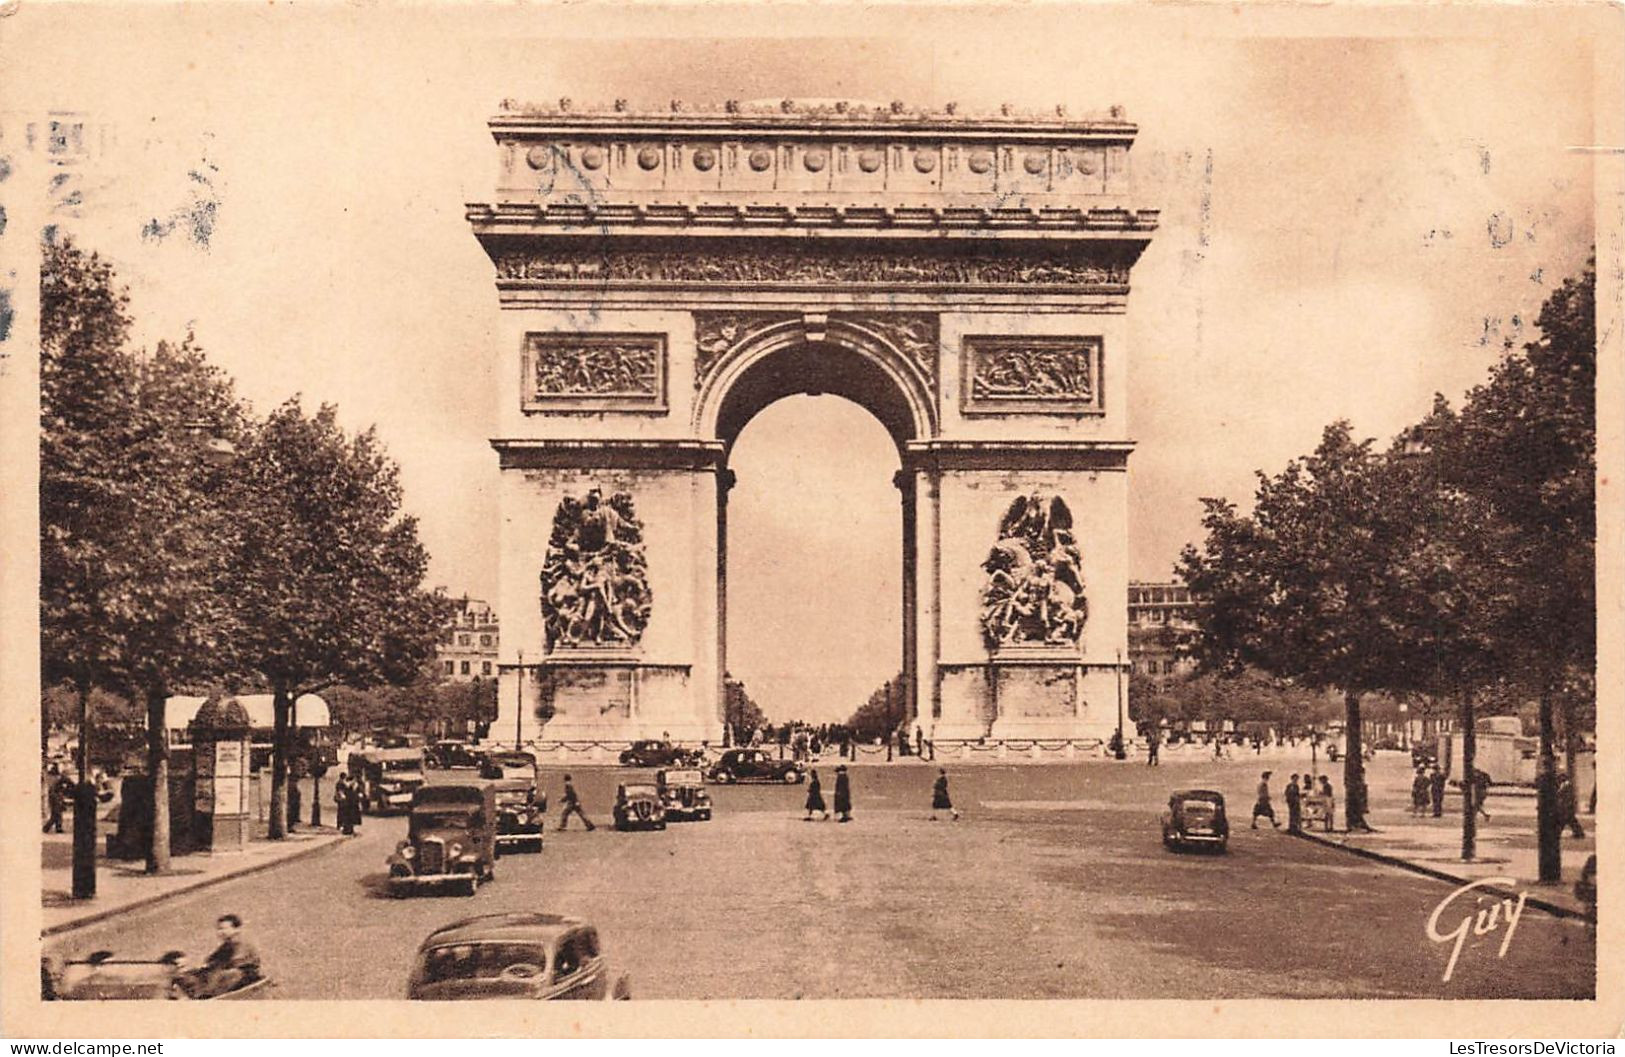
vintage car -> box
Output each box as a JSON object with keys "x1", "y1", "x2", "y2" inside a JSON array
[
  {"x1": 406, "y1": 913, "x2": 631, "y2": 1001},
  {"x1": 426, "y1": 738, "x2": 482, "y2": 770},
  {"x1": 349, "y1": 748, "x2": 427, "y2": 814},
  {"x1": 43, "y1": 950, "x2": 269, "y2": 1001},
  {"x1": 387, "y1": 783, "x2": 497, "y2": 896},
  {"x1": 618, "y1": 739, "x2": 701, "y2": 768},
  {"x1": 1161, "y1": 789, "x2": 1230, "y2": 852},
  {"x1": 707, "y1": 747, "x2": 804, "y2": 784},
  {"x1": 612, "y1": 782, "x2": 667, "y2": 830},
  {"x1": 656, "y1": 768, "x2": 713, "y2": 822},
  {"x1": 479, "y1": 749, "x2": 537, "y2": 782},
  {"x1": 492, "y1": 779, "x2": 546, "y2": 855}
]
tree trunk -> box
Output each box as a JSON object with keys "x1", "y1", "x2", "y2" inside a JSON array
[
  {"x1": 145, "y1": 684, "x2": 170, "y2": 873},
  {"x1": 72, "y1": 680, "x2": 97, "y2": 900},
  {"x1": 268, "y1": 685, "x2": 291, "y2": 840},
  {"x1": 1536, "y1": 681, "x2": 1561, "y2": 882},
  {"x1": 1342, "y1": 690, "x2": 1369, "y2": 830},
  {"x1": 1460, "y1": 690, "x2": 1477, "y2": 861}
]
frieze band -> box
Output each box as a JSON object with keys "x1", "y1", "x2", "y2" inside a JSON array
[{"x1": 493, "y1": 240, "x2": 1133, "y2": 289}]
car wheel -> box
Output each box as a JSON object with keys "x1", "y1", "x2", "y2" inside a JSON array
[
  {"x1": 717, "y1": 770, "x2": 735, "y2": 784},
  {"x1": 783, "y1": 770, "x2": 801, "y2": 784},
  {"x1": 460, "y1": 876, "x2": 477, "y2": 897},
  {"x1": 656, "y1": 820, "x2": 666, "y2": 830}
]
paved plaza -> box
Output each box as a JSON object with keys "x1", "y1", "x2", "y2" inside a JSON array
[{"x1": 43, "y1": 754, "x2": 1595, "y2": 1000}]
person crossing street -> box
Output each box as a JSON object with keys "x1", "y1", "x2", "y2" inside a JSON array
[
  {"x1": 558, "y1": 773, "x2": 597, "y2": 831},
  {"x1": 1250, "y1": 771, "x2": 1280, "y2": 829}
]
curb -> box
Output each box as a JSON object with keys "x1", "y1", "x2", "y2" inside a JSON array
[
  {"x1": 1289, "y1": 829, "x2": 1595, "y2": 923},
  {"x1": 42, "y1": 833, "x2": 349, "y2": 938}
]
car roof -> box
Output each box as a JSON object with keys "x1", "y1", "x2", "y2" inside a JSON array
[
  {"x1": 419, "y1": 912, "x2": 587, "y2": 948},
  {"x1": 358, "y1": 748, "x2": 423, "y2": 761},
  {"x1": 1170, "y1": 789, "x2": 1225, "y2": 800}
]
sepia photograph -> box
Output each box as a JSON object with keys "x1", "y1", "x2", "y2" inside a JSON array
[{"x1": 0, "y1": 1, "x2": 1619, "y2": 1039}]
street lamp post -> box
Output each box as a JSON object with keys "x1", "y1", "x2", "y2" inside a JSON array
[
  {"x1": 515, "y1": 649, "x2": 525, "y2": 749},
  {"x1": 1114, "y1": 649, "x2": 1127, "y2": 760}
]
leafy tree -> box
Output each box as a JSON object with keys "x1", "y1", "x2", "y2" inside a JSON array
[
  {"x1": 1180, "y1": 423, "x2": 1406, "y2": 829},
  {"x1": 223, "y1": 398, "x2": 450, "y2": 838},
  {"x1": 723, "y1": 673, "x2": 765, "y2": 745},
  {"x1": 847, "y1": 674, "x2": 906, "y2": 742},
  {"x1": 41, "y1": 239, "x2": 243, "y2": 872},
  {"x1": 1424, "y1": 261, "x2": 1596, "y2": 875}
]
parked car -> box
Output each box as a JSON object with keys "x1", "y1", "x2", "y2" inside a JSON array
[
  {"x1": 708, "y1": 748, "x2": 804, "y2": 784},
  {"x1": 43, "y1": 950, "x2": 269, "y2": 1001},
  {"x1": 406, "y1": 913, "x2": 630, "y2": 1001},
  {"x1": 656, "y1": 768, "x2": 712, "y2": 822},
  {"x1": 426, "y1": 739, "x2": 482, "y2": 770},
  {"x1": 349, "y1": 748, "x2": 427, "y2": 815},
  {"x1": 387, "y1": 783, "x2": 497, "y2": 897},
  {"x1": 480, "y1": 750, "x2": 537, "y2": 782},
  {"x1": 1161, "y1": 789, "x2": 1230, "y2": 852},
  {"x1": 618, "y1": 739, "x2": 701, "y2": 768},
  {"x1": 612, "y1": 782, "x2": 667, "y2": 830}
]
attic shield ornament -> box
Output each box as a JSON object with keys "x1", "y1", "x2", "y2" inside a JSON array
[
  {"x1": 979, "y1": 494, "x2": 1086, "y2": 649},
  {"x1": 540, "y1": 489, "x2": 653, "y2": 650}
]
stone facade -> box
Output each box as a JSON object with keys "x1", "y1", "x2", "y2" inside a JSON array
[
  {"x1": 469, "y1": 100, "x2": 1156, "y2": 745},
  {"x1": 437, "y1": 595, "x2": 500, "y2": 682}
]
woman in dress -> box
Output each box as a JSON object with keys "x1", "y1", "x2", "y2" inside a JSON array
[
  {"x1": 931, "y1": 768, "x2": 959, "y2": 821},
  {"x1": 803, "y1": 769, "x2": 828, "y2": 821},
  {"x1": 833, "y1": 765, "x2": 853, "y2": 823}
]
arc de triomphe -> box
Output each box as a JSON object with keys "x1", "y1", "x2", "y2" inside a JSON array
[{"x1": 469, "y1": 99, "x2": 1157, "y2": 747}]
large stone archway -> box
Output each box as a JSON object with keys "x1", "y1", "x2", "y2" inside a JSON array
[{"x1": 469, "y1": 99, "x2": 1157, "y2": 747}]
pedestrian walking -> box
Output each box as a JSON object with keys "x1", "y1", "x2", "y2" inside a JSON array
[
  {"x1": 1471, "y1": 767, "x2": 1491, "y2": 822},
  {"x1": 43, "y1": 766, "x2": 68, "y2": 834},
  {"x1": 1146, "y1": 730, "x2": 1160, "y2": 767},
  {"x1": 558, "y1": 774, "x2": 596, "y2": 831},
  {"x1": 1557, "y1": 772, "x2": 1585, "y2": 838},
  {"x1": 1410, "y1": 767, "x2": 1430, "y2": 816},
  {"x1": 803, "y1": 769, "x2": 828, "y2": 821},
  {"x1": 1318, "y1": 775, "x2": 1337, "y2": 832},
  {"x1": 930, "y1": 768, "x2": 959, "y2": 821},
  {"x1": 1430, "y1": 766, "x2": 1447, "y2": 818},
  {"x1": 833, "y1": 765, "x2": 853, "y2": 823},
  {"x1": 335, "y1": 773, "x2": 360, "y2": 835},
  {"x1": 1284, "y1": 772, "x2": 1302, "y2": 833},
  {"x1": 1250, "y1": 771, "x2": 1280, "y2": 829}
]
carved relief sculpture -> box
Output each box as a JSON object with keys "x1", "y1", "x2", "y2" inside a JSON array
[
  {"x1": 979, "y1": 494, "x2": 1086, "y2": 649},
  {"x1": 524, "y1": 333, "x2": 666, "y2": 411},
  {"x1": 692, "y1": 311, "x2": 798, "y2": 387},
  {"x1": 496, "y1": 242, "x2": 1132, "y2": 288},
  {"x1": 963, "y1": 335, "x2": 1103, "y2": 413},
  {"x1": 540, "y1": 489, "x2": 653, "y2": 649},
  {"x1": 837, "y1": 313, "x2": 939, "y2": 383}
]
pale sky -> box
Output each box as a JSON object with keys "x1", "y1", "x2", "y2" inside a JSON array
[{"x1": 5, "y1": 5, "x2": 1601, "y2": 721}]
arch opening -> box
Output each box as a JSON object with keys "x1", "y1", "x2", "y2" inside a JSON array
[
  {"x1": 701, "y1": 332, "x2": 934, "y2": 454},
  {"x1": 725, "y1": 395, "x2": 903, "y2": 727}
]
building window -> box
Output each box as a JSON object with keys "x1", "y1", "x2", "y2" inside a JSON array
[
  {"x1": 444, "y1": 661, "x2": 455, "y2": 675},
  {"x1": 459, "y1": 634, "x2": 471, "y2": 646},
  {"x1": 460, "y1": 661, "x2": 471, "y2": 675},
  {"x1": 480, "y1": 635, "x2": 492, "y2": 647},
  {"x1": 482, "y1": 662, "x2": 492, "y2": 675}
]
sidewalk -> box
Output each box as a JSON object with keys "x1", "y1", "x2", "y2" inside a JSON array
[
  {"x1": 41, "y1": 821, "x2": 347, "y2": 936},
  {"x1": 1291, "y1": 761, "x2": 1596, "y2": 919}
]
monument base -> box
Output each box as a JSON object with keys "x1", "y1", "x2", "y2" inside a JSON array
[
  {"x1": 931, "y1": 654, "x2": 1120, "y2": 745},
  {"x1": 497, "y1": 657, "x2": 721, "y2": 747}
]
